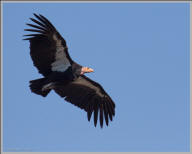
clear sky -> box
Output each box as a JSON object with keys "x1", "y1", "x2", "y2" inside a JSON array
[{"x1": 2, "y1": 2, "x2": 190, "y2": 152}]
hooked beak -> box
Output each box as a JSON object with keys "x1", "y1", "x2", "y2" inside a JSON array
[{"x1": 81, "y1": 67, "x2": 94, "y2": 75}]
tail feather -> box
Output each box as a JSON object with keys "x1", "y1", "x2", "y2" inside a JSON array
[{"x1": 29, "y1": 78, "x2": 51, "y2": 97}]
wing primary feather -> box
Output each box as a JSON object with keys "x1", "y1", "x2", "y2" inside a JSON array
[
  {"x1": 23, "y1": 34, "x2": 46, "y2": 40},
  {"x1": 30, "y1": 18, "x2": 47, "y2": 29},
  {"x1": 99, "y1": 103, "x2": 104, "y2": 128},
  {"x1": 87, "y1": 103, "x2": 93, "y2": 122},
  {"x1": 106, "y1": 95, "x2": 115, "y2": 106},
  {"x1": 103, "y1": 101, "x2": 109, "y2": 126},
  {"x1": 87, "y1": 111, "x2": 92, "y2": 122},
  {"x1": 94, "y1": 101, "x2": 99, "y2": 127},
  {"x1": 23, "y1": 34, "x2": 45, "y2": 37},
  {"x1": 33, "y1": 13, "x2": 53, "y2": 30},
  {"x1": 109, "y1": 102, "x2": 115, "y2": 116},
  {"x1": 87, "y1": 97, "x2": 94, "y2": 121},
  {"x1": 86, "y1": 94, "x2": 96, "y2": 121},
  {"x1": 106, "y1": 101, "x2": 113, "y2": 121},
  {"x1": 24, "y1": 29, "x2": 45, "y2": 34},
  {"x1": 39, "y1": 14, "x2": 56, "y2": 30},
  {"x1": 106, "y1": 96, "x2": 115, "y2": 116},
  {"x1": 26, "y1": 23, "x2": 47, "y2": 31},
  {"x1": 82, "y1": 93, "x2": 95, "y2": 111},
  {"x1": 107, "y1": 97, "x2": 115, "y2": 108},
  {"x1": 23, "y1": 38, "x2": 32, "y2": 40}
]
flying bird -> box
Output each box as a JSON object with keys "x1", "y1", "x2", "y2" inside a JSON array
[{"x1": 24, "y1": 14, "x2": 115, "y2": 128}]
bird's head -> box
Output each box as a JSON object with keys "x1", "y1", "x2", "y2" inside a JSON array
[{"x1": 80, "y1": 67, "x2": 94, "y2": 75}]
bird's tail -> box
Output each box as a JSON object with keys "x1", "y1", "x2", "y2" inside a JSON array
[{"x1": 29, "y1": 78, "x2": 51, "y2": 97}]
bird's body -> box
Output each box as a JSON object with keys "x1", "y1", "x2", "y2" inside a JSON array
[{"x1": 24, "y1": 14, "x2": 115, "y2": 128}]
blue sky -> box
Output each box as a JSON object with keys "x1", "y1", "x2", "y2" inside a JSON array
[{"x1": 2, "y1": 2, "x2": 190, "y2": 152}]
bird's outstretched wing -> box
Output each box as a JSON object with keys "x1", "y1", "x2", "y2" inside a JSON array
[
  {"x1": 24, "y1": 13, "x2": 73, "y2": 76},
  {"x1": 53, "y1": 75, "x2": 115, "y2": 128}
]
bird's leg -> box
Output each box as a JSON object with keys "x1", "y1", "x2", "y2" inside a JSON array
[{"x1": 42, "y1": 82, "x2": 55, "y2": 91}]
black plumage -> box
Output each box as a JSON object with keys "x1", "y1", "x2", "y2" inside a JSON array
[{"x1": 24, "y1": 13, "x2": 115, "y2": 128}]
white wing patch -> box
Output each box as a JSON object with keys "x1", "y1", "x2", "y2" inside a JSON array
[{"x1": 51, "y1": 34, "x2": 71, "y2": 72}]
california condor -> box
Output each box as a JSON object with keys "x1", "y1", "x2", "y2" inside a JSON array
[{"x1": 24, "y1": 14, "x2": 115, "y2": 128}]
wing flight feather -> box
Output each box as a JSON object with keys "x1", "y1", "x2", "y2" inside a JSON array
[
  {"x1": 53, "y1": 75, "x2": 115, "y2": 128},
  {"x1": 24, "y1": 13, "x2": 73, "y2": 76}
]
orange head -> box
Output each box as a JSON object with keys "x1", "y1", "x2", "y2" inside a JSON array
[{"x1": 80, "y1": 67, "x2": 94, "y2": 75}]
